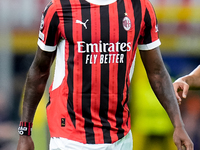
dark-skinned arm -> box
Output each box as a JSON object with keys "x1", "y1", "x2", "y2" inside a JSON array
[
  {"x1": 17, "y1": 47, "x2": 56, "y2": 150},
  {"x1": 139, "y1": 47, "x2": 193, "y2": 150}
]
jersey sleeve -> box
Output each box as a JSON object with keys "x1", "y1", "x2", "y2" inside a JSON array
[
  {"x1": 37, "y1": 1, "x2": 60, "y2": 52},
  {"x1": 137, "y1": 0, "x2": 161, "y2": 50}
]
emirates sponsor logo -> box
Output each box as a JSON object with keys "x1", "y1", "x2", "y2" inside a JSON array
[
  {"x1": 77, "y1": 41, "x2": 131, "y2": 53},
  {"x1": 77, "y1": 41, "x2": 132, "y2": 64}
]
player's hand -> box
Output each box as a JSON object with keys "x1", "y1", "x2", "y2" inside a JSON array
[
  {"x1": 173, "y1": 79, "x2": 189, "y2": 104},
  {"x1": 17, "y1": 136, "x2": 34, "y2": 150},
  {"x1": 173, "y1": 126, "x2": 193, "y2": 150}
]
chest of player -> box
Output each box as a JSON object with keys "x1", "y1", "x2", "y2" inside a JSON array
[
  {"x1": 58, "y1": 0, "x2": 143, "y2": 65},
  {"x1": 59, "y1": 0, "x2": 142, "y2": 45}
]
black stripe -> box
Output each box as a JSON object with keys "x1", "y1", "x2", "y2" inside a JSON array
[
  {"x1": 115, "y1": 0, "x2": 127, "y2": 140},
  {"x1": 79, "y1": 0, "x2": 92, "y2": 93},
  {"x1": 46, "y1": 12, "x2": 60, "y2": 46},
  {"x1": 132, "y1": 0, "x2": 142, "y2": 46},
  {"x1": 99, "y1": 5, "x2": 111, "y2": 143},
  {"x1": 79, "y1": 0, "x2": 95, "y2": 144},
  {"x1": 128, "y1": 0, "x2": 141, "y2": 111},
  {"x1": 129, "y1": 0, "x2": 142, "y2": 110},
  {"x1": 46, "y1": 96, "x2": 51, "y2": 108},
  {"x1": 143, "y1": 8, "x2": 152, "y2": 44},
  {"x1": 60, "y1": 0, "x2": 76, "y2": 128}
]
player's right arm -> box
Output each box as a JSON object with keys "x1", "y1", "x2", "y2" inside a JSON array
[
  {"x1": 17, "y1": 1, "x2": 59, "y2": 149},
  {"x1": 173, "y1": 65, "x2": 200, "y2": 103},
  {"x1": 17, "y1": 47, "x2": 56, "y2": 150}
]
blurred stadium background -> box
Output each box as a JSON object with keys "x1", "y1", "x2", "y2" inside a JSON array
[{"x1": 0, "y1": 0, "x2": 200, "y2": 149}]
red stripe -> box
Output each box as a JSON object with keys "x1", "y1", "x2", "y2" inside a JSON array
[
  {"x1": 108, "y1": 2, "x2": 119, "y2": 143},
  {"x1": 28, "y1": 122, "x2": 31, "y2": 136},
  {"x1": 68, "y1": 0, "x2": 85, "y2": 143},
  {"x1": 90, "y1": 5, "x2": 104, "y2": 144}
]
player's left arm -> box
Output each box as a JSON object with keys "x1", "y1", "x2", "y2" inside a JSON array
[{"x1": 140, "y1": 47, "x2": 193, "y2": 150}]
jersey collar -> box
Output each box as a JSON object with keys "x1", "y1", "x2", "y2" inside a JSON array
[{"x1": 85, "y1": 0, "x2": 117, "y2": 5}]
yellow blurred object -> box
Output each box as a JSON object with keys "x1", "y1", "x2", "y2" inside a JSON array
[
  {"x1": 12, "y1": 31, "x2": 38, "y2": 54},
  {"x1": 155, "y1": 5, "x2": 200, "y2": 23},
  {"x1": 32, "y1": 91, "x2": 49, "y2": 150}
]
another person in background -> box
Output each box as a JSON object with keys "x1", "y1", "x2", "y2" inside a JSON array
[
  {"x1": 173, "y1": 65, "x2": 200, "y2": 103},
  {"x1": 17, "y1": 0, "x2": 193, "y2": 149},
  {"x1": 173, "y1": 65, "x2": 200, "y2": 150}
]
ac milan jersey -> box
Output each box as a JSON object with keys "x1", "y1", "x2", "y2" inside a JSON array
[{"x1": 37, "y1": 0, "x2": 161, "y2": 144}]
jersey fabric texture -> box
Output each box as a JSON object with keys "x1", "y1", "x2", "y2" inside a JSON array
[{"x1": 37, "y1": 0, "x2": 161, "y2": 144}]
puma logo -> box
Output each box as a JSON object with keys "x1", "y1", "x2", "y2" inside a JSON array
[{"x1": 76, "y1": 19, "x2": 89, "y2": 29}]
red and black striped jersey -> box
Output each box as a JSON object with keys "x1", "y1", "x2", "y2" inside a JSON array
[{"x1": 37, "y1": 0, "x2": 161, "y2": 144}]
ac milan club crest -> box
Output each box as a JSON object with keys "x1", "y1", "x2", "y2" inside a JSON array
[{"x1": 123, "y1": 16, "x2": 131, "y2": 31}]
